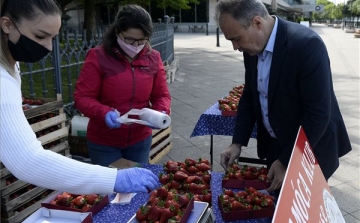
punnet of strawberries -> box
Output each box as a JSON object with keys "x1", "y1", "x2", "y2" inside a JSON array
[
  {"x1": 218, "y1": 84, "x2": 244, "y2": 112},
  {"x1": 219, "y1": 187, "x2": 275, "y2": 212},
  {"x1": 49, "y1": 192, "x2": 103, "y2": 212},
  {"x1": 135, "y1": 186, "x2": 193, "y2": 223},
  {"x1": 223, "y1": 164, "x2": 268, "y2": 181},
  {"x1": 160, "y1": 158, "x2": 212, "y2": 204},
  {"x1": 163, "y1": 158, "x2": 211, "y2": 175}
]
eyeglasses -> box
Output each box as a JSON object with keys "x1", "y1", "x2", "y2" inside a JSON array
[{"x1": 120, "y1": 32, "x2": 149, "y2": 45}]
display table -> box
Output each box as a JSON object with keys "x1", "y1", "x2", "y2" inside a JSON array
[
  {"x1": 92, "y1": 164, "x2": 272, "y2": 223},
  {"x1": 190, "y1": 103, "x2": 262, "y2": 167}
]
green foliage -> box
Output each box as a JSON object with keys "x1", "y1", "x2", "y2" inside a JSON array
[
  {"x1": 352, "y1": 0, "x2": 360, "y2": 15},
  {"x1": 312, "y1": 0, "x2": 344, "y2": 20},
  {"x1": 56, "y1": 0, "x2": 201, "y2": 11}
]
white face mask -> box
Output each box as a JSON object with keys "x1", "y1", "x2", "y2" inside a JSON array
[{"x1": 117, "y1": 37, "x2": 145, "y2": 58}]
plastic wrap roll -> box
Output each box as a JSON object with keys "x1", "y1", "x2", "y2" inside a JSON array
[{"x1": 117, "y1": 108, "x2": 171, "y2": 129}]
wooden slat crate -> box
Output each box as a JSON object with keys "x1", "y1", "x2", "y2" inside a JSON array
[
  {"x1": 150, "y1": 143, "x2": 172, "y2": 164},
  {"x1": 1, "y1": 94, "x2": 69, "y2": 223},
  {"x1": 149, "y1": 126, "x2": 172, "y2": 164},
  {"x1": 1, "y1": 190, "x2": 56, "y2": 223}
]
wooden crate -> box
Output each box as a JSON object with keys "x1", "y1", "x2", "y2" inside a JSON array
[
  {"x1": 149, "y1": 126, "x2": 172, "y2": 164},
  {"x1": 1, "y1": 190, "x2": 56, "y2": 223},
  {"x1": 1, "y1": 95, "x2": 69, "y2": 223},
  {"x1": 150, "y1": 143, "x2": 172, "y2": 164}
]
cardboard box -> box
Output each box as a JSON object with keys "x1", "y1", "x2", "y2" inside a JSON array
[
  {"x1": 222, "y1": 179, "x2": 269, "y2": 189},
  {"x1": 218, "y1": 196, "x2": 275, "y2": 221},
  {"x1": 22, "y1": 207, "x2": 93, "y2": 223},
  {"x1": 41, "y1": 192, "x2": 109, "y2": 215},
  {"x1": 109, "y1": 158, "x2": 140, "y2": 169}
]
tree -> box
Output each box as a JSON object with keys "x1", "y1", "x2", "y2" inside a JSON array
[
  {"x1": 312, "y1": 0, "x2": 335, "y2": 22},
  {"x1": 84, "y1": 0, "x2": 96, "y2": 42},
  {"x1": 56, "y1": 0, "x2": 203, "y2": 42}
]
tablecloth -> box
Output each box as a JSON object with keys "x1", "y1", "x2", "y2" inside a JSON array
[
  {"x1": 92, "y1": 164, "x2": 273, "y2": 223},
  {"x1": 190, "y1": 103, "x2": 257, "y2": 138}
]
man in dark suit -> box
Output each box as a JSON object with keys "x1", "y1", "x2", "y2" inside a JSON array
[{"x1": 216, "y1": 0, "x2": 352, "y2": 191}]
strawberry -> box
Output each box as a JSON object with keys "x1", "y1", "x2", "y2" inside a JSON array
[
  {"x1": 195, "y1": 163, "x2": 211, "y2": 171},
  {"x1": 165, "y1": 165, "x2": 178, "y2": 174},
  {"x1": 263, "y1": 194, "x2": 275, "y2": 201},
  {"x1": 187, "y1": 166, "x2": 199, "y2": 173},
  {"x1": 82, "y1": 203, "x2": 92, "y2": 211},
  {"x1": 178, "y1": 167, "x2": 190, "y2": 175},
  {"x1": 165, "y1": 160, "x2": 178, "y2": 168},
  {"x1": 252, "y1": 196, "x2": 263, "y2": 206},
  {"x1": 193, "y1": 194, "x2": 202, "y2": 201},
  {"x1": 185, "y1": 175, "x2": 197, "y2": 184},
  {"x1": 56, "y1": 197, "x2": 72, "y2": 207},
  {"x1": 147, "y1": 206, "x2": 161, "y2": 221},
  {"x1": 189, "y1": 182, "x2": 201, "y2": 191},
  {"x1": 170, "y1": 180, "x2": 181, "y2": 189},
  {"x1": 198, "y1": 158, "x2": 210, "y2": 165},
  {"x1": 261, "y1": 197, "x2": 274, "y2": 207},
  {"x1": 259, "y1": 166, "x2": 268, "y2": 175},
  {"x1": 235, "y1": 191, "x2": 248, "y2": 200},
  {"x1": 223, "y1": 189, "x2": 235, "y2": 197},
  {"x1": 156, "y1": 187, "x2": 169, "y2": 199},
  {"x1": 202, "y1": 191, "x2": 212, "y2": 203},
  {"x1": 185, "y1": 158, "x2": 197, "y2": 166},
  {"x1": 173, "y1": 171, "x2": 188, "y2": 181},
  {"x1": 202, "y1": 173, "x2": 211, "y2": 184},
  {"x1": 230, "y1": 200, "x2": 246, "y2": 211},
  {"x1": 159, "y1": 173, "x2": 170, "y2": 185},
  {"x1": 85, "y1": 194, "x2": 100, "y2": 205},
  {"x1": 235, "y1": 171, "x2": 243, "y2": 180},
  {"x1": 62, "y1": 192, "x2": 72, "y2": 199},
  {"x1": 72, "y1": 195, "x2": 85, "y2": 207},
  {"x1": 165, "y1": 200, "x2": 180, "y2": 213},
  {"x1": 159, "y1": 207, "x2": 175, "y2": 223},
  {"x1": 50, "y1": 200, "x2": 57, "y2": 205},
  {"x1": 178, "y1": 162, "x2": 187, "y2": 169},
  {"x1": 243, "y1": 170, "x2": 256, "y2": 180},
  {"x1": 258, "y1": 174, "x2": 267, "y2": 181},
  {"x1": 245, "y1": 187, "x2": 257, "y2": 194},
  {"x1": 177, "y1": 194, "x2": 190, "y2": 208},
  {"x1": 136, "y1": 206, "x2": 149, "y2": 222}
]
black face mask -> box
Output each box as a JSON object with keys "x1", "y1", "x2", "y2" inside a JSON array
[{"x1": 7, "y1": 21, "x2": 50, "y2": 63}]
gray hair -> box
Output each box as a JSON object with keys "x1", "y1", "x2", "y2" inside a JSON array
[{"x1": 215, "y1": 0, "x2": 269, "y2": 28}]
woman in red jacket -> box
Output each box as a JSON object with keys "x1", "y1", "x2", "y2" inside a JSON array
[{"x1": 74, "y1": 4, "x2": 171, "y2": 167}]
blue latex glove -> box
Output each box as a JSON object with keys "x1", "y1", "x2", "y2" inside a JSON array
[
  {"x1": 149, "y1": 111, "x2": 167, "y2": 130},
  {"x1": 114, "y1": 168, "x2": 160, "y2": 193},
  {"x1": 105, "y1": 111, "x2": 121, "y2": 129}
]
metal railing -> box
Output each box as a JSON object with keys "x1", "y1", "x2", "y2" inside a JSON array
[{"x1": 20, "y1": 23, "x2": 174, "y2": 118}]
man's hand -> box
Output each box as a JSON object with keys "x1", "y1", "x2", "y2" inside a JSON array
[
  {"x1": 266, "y1": 160, "x2": 287, "y2": 191},
  {"x1": 220, "y1": 144, "x2": 242, "y2": 171}
]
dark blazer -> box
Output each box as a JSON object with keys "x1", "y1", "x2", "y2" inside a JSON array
[{"x1": 232, "y1": 17, "x2": 352, "y2": 179}]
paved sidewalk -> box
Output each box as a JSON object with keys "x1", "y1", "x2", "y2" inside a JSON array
[{"x1": 158, "y1": 24, "x2": 360, "y2": 222}]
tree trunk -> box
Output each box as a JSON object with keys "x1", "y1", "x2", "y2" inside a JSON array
[{"x1": 84, "y1": 0, "x2": 96, "y2": 44}]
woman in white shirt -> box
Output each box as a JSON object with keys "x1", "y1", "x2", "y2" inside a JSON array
[{"x1": 0, "y1": 0, "x2": 159, "y2": 195}]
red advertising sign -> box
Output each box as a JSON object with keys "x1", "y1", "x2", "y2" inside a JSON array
[{"x1": 272, "y1": 127, "x2": 345, "y2": 223}]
